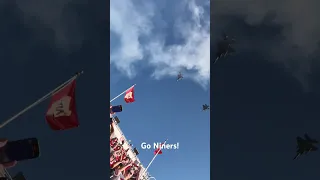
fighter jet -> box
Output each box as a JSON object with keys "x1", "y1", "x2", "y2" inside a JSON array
[
  {"x1": 177, "y1": 72, "x2": 183, "y2": 81},
  {"x1": 293, "y1": 133, "x2": 318, "y2": 160},
  {"x1": 214, "y1": 33, "x2": 236, "y2": 64},
  {"x1": 202, "y1": 104, "x2": 210, "y2": 111}
]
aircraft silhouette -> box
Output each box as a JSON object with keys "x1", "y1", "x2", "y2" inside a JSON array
[
  {"x1": 293, "y1": 133, "x2": 318, "y2": 160},
  {"x1": 214, "y1": 33, "x2": 236, "y2": 64},
  {"x1": 202, "y1": 104, "x2": 210, "y2": 111},
  {"x1": 177, "y1": 72, "x2": 183, "y2": 81}
]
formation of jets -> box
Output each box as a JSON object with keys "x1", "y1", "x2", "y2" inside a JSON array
[
  {"x1": 214, "y1": 33, "x2": 236, "y2": 64},
  {"x1": 175, "y1": 72, "x2": 209, "y2": 112},
  {"x1": 175, "y1": 31, "x2": 320, "y2": 161},
  {"x1": 293, "y1": 133, "x2": 318, "y2": 160}
]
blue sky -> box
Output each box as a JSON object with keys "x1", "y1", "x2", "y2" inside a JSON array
[{"x1": 110, "y1": 0, "x2": 210, "y2": 179}]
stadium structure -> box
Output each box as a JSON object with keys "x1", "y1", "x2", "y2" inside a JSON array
[{"x1": 111, "y1": 116, "x2": 154, "y2": 180}]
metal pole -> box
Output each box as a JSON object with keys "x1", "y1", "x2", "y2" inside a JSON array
[
  {"x1": 139, "y1": 139, "x2": 168, "y2": 180},
  {"x1": 0, "y1": 71, "x2": 84, "y2": 128},
  {"x1": 110, "y1": 84, "x2": 136, "y2": 103}
]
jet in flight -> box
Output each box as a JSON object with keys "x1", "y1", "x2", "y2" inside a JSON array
[
  {"x1": 293, "y1": 133, "x2": 318, "y2": 160},
  {"x1": 214, "y1": 33, "x2": 236, "y2": 64},
  {"x1": 177, "y1": 72, "x2": 183, "y2": 81},
  {"x1": 202, "y1": 104, "x2": 210, "y2": 111}
]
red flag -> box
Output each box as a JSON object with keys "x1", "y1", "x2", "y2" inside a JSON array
[
  {"x1": 124, "y1": 87, "x2": 135, "y2": 103},
  {"x1": 45, "y1": 80, "x2": 79, "y2": 130},
  {"x1": 154, "y1": 143, "x2": 164, "y2": 155}
]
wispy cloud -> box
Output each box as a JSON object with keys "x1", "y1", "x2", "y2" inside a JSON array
[{"x1": 110, "y1": 0, "x2": 210, "y2": 88}]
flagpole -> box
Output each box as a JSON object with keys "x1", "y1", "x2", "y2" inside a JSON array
[
  {"x1": 139, "y1": 139, "x2": 168, "y2": 180},
  {"x1": 0, "y1": 71, "x2": 84, "y2": 129},
  {"x1": 110, "y1": 84, "x2": 136, "y2": 103}
]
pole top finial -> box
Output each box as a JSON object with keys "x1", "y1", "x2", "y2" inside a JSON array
[{"x1": 75, "y1": 70, "x2": 84, "y2": 76}]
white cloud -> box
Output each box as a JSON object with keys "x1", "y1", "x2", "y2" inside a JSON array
[{"x1": 110, "y1": 0, "x2": 210, "y2": 88}]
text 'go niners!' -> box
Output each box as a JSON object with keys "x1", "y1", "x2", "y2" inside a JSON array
[{"x1": 140, "y1": 142, "x2": 179, "y2": 150}]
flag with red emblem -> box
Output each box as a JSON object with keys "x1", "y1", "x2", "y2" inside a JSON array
[
  {"x1": 124, "y1": 87, "x2": 135, "y2": 103},
  {"x1": 45, "y1": 79, "x2": 79, "y2": 130}
]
